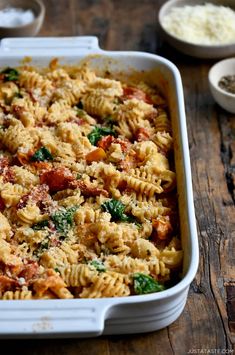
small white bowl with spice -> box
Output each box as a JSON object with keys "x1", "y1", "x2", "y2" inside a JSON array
[
  {"x1": 209, "y1": 58, "x2": 235, "y2": 113},
  {"x1": 158, "y1": 0, "x2": 235, "y2": 59},
  {"x1": 0, "y1": 0, "x2": 45, "y2": 37}
]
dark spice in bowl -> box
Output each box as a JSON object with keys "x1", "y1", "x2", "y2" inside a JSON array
[{"x1": 218, "y1": 75, "x2": 235, "y2": 94}]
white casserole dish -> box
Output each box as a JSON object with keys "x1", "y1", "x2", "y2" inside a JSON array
[{"x1": 0, "y1": 36, "x2": 199, "y2": 338}]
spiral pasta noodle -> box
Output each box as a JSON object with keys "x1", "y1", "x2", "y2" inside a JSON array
[
  {"x1": 80, "y1": 271, "x2": 130, "y2": 298},
  {"x1": 1, "y1": 183, "x2": 28, "y2": 207},
  {"x1": 0, "y1": 290, "x2": 33, "y2": 300},
  {"x1": 19, "y1": 70, "x2": 54, "y2": 94}
]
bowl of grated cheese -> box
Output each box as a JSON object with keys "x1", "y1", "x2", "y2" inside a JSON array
[
  {"x1": 158, "y1": 0, "x2": 235, "y2": 59},
  {"x1": 0, "y1": 0, "x2": 45, "y2": 38}
]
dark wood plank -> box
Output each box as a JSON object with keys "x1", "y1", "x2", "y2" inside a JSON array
[
  {"x1": 182, "y1": 64, "x2": 235, "y2": 349},
  {"x1": 38, "y1": 0, "x2": 76, "y2": 36},
  {"x1": 75, "y1": 0, "x2": 160, "y2": 52}
]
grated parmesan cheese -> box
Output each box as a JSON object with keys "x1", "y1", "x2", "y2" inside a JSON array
[{"x1": 162, "y1": 3, "x2": 235, "y2": 45}]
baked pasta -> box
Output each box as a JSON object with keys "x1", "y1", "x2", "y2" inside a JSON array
[{"x1": 0, "y1": 62, "x2": 183, "y2": 299}]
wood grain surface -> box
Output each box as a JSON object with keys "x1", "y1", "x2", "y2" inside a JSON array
[{"x1": 1, "y1": 0, "x2": 235, "y2": 354}]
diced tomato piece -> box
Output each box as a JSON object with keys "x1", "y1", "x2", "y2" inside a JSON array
[
  {"x1": 152, "y1": 216, "x2": 173, "y2": 240},
  {"x1": 18, "y1": 261, "x2": 39, "y2": 281},
  {"x1": 40, "y1": 167, "x2": 75, "y2": 192},
  {"x1": 33, "y1": 269, "x2": 66, "y2": 297},
  {"x1": 123, "y1": 86, "x2": 153, "y2": 104},
  {"x1": 0, "y1": 157, "x2": 10, "y2": 173},
  {"x1": 11, "y1": 155, "x2": 22, "y2": 167},
  {"x1": 17, "y1": 184, "x2": 49, "y2": 209},
  {"x1": 86, "y1": 148, "x2": 106, "y2": 164},
  {"x1": 97, "y1": 135, "x2": 114, "y2": 150},
  {"x1": 117, "y1": 180, "x2": 128, "y2": 192},
  {"x1": 2, "y1": 167, "x2": 15, "y2": 183},
  {"x1": 97, "y1": 136, "x2": 130, "y2": 153},
  {"x1": 115, "y1": 138, "x2": 130, "y2": 153},
  {"x1": 0, "y1": 275, "x2": 18, "y2": 292},
  {"x1": 0, "y1": 156, "x2": 15, "y2": 183},
  {"x1": 77, "y1": 181, "x2": 109, "y2": 197},
  {"x1": 39, "y1": 169, "x2": 104, "y2": 196}
]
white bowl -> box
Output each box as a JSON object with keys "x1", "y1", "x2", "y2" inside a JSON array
[
  {"x1": 208, "y1": 58, "x2": 235, "y2": 113},
  {"x1": 158, "y1": 0, "x2": 235, "y2": 59}
]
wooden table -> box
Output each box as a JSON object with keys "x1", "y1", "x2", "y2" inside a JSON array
[{"x1": 2, "y1": 0, "x2": 235, "y2": 354}]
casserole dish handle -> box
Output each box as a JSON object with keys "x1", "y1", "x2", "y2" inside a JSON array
[
  {"x1": 0, "y1": 299, "x2": 111, "y2": 337},
  {"x1": 0, "y1": 36, "x2": 100, "y2": 52}
]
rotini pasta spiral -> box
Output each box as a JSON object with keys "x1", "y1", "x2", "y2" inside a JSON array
[
  {"x1": 0, "y1": 290, "x2": 33, "y2": 300},
  {"x1": 0, "y1": 117, "x2": 36, "y2": 153},
  {"x1": 19, "y1": 70, "x2": 54, "y2": 94},
  {"x1": 58, "y1": 264, "x2": 98, "y2": 287},
  {"x1": 80, "y1": 271, "x2": 130, "y2": 298},
  {"x1": 82, "y1": 92, "x2": 116, "y2": 117},
  {"x1": 0, "y1": 212, "x2": 11, "y2": 238},
  {"x1": 1, "y1": 183, "x2": 28, "y2": 207}
]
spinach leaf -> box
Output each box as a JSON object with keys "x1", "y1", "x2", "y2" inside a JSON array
[
  {"x1": 1, "y1": 67, "x2": 19, "y2": 82},
  {"x1": 32, "y1": 220, "x2": 49, "y2": 230},
  {"x1": 51, "y1": 206, "x2": 78, "y2": 235},
  {"x1": 101, "y1": 199, "x2": 140, "y2": 225},
  {"x1": 88, "y1": 126, "x2": 116, "y2": 146},
  {"x1": 31, "y1": 147, "x2": 53, "y2": 162},
  {"x1": 90, "y1": 260, "x2": 106, "y2": 272},
  {"x1": 102, "y1": 199, "x2": 126, "y2": 221},
  {"x1": 133, "y1": 273, "x2": 165, "y2": 295}
]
